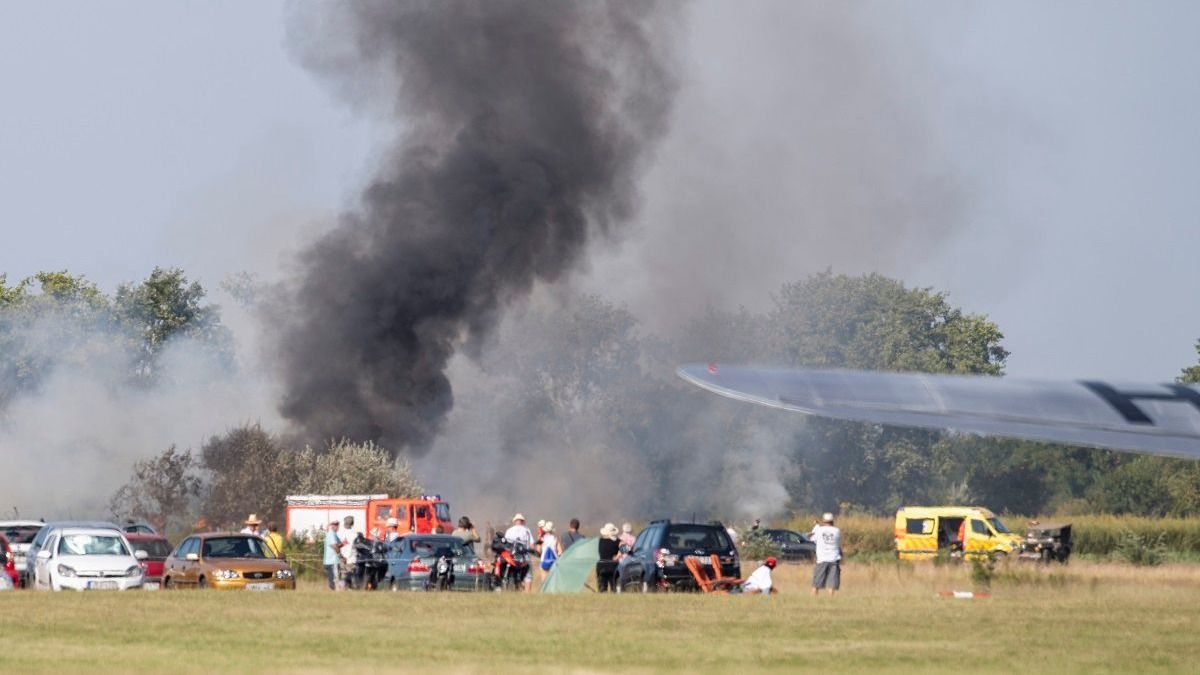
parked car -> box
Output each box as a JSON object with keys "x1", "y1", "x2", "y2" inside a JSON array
[
  {"x1": 31, "y1": 527, "x2": 146, "y2": 591},
  {"x1": 125, "y1": 533, "x2": 172, "y2": 588},
  {"x1": 893, "y1": 506, "x2": 1022, "y2": 561},
  {"x1": 0, "y1": 520, "x2": 43, "y2": 587},
  {"x1": 384, "y1": 534, "x2": 489, "y2": 591},
  {"x1": 760, "y1": 528, "x2": 816, "y2": 561},
  {"x1": 122, "y1": 521, "x2": 157, "y2": 535},
  {"x1": 22, "y1": 521, "x2": 119, "y2": 588},
  {"x1": 162, "y1": 533, "x2": 295, "y2": 590},
  {"x1": 1, "y1": 533, "x2": 19, "y2": 587},
  {"x1": 617, "y1": 520, "x2": 740, "y2": 592}
]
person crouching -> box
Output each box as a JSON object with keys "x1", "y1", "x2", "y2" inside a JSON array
[{"x1": 741, "y1": 556, "x2": 776, "y2": 595}]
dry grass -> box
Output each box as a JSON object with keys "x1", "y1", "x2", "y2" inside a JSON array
[{"x1": 2, "y1": 560, "x2": 1199, "y2": 673}]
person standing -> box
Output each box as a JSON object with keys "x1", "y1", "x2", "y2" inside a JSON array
[
  {"x1": 322, "y1": 520, "x2": 341, "y2": 590},
  {"x1": 341, "y1": 515, "x2": 362, "y2": 590},
  {"x1": 537, "y1": 522, "x2": 561, "y2": 584},
  {"x1": 618, "y1": 523, "x2": 636, "y2": 550},
  {"x1": 385, "y1": 517, "x2": 402, "y2": 543},
  {"x1": 810, "y1": 512, "x2": 842, "y2": 596},
  {"x1": 596, "y1": 523, "x2": 621, "y2": 593},
  {"x1": 452, "y1": 516, "x2": 481, "y2": 554},
  {"x1": 559, "y1": 519, "x2": 583, "y2": 551},
  {"x1": 262, "y1": 521, "x2": 285, "y2": 558}
]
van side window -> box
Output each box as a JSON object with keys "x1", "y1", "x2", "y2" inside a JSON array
[
  {"x1": 377, "y1": 506, "x2": 392, "y2": 520},
  {"x1": 906, "y1": 518, "x2": 933, "y2": 535},
  {"x1": 971, "y1": 520, "x2": 990, "y2": 536}
]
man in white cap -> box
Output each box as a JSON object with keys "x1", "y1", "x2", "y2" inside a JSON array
[
  {"x1": 504, "y1": 514, "x2": 534, "y2": 590},
  {"x1": 385, "y1": 517, "x2": 402, "y2": 542},
  {"x1": 810, "y1": 512, "x2": 842, "y2": 596}
]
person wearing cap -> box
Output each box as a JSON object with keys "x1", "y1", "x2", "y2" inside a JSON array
[
  {"x1": 810, "y1": 512, "x2": 842, "y2": 596},
  {"x1": 322, "y1": 520, "x2": 342, "y2": 590},
  {"x1": 504, "y1": 514, "x2": 535, "y2": 590},
  {"x1": 740, "y1": 556, "x2": 777, "y2": 595},
  {"x1": 537, "y1": 521, "x2": 562, "y2": 584},
  {"x1": 240, "y1": 514, "x2": 262, "y2": 536},
  {"x1": 385, "y1": 517, "x2": 402, "y2": 543},
  {"x1": 596, "y1": 523, "x2": 621, "y2": 592}
]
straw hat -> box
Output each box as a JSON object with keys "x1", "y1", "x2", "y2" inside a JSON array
[
  {"x1": 543, "y1": 521, "x2": 555, "y2": 533},
  {"x1": 244, "y1": 514, "x2": 262, "y2": 526},
  {"x1": 600, "y1": 523, "x2": 619, "y2": 539},
  {"x1": 512, "y1": 513, "x2": 526, "y2": 523}
]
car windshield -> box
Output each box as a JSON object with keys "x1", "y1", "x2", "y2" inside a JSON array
[
  {"x1": 665, "y1": 526, "x2": 732, "y2": 551},
  {"x1": 202, "y1": 536, "x2": 274, "y2": 559},
  {"x1": 411, "y1": 538, "x2": 467, "y2": 558},
  {"x1": 3, "y1": 525, "x2": 40, "y2": 544},
  {"x1": 988, "y1": 517, "x2": 1011, "y2": 534},
  {"x1": 130, "y1": 539, "x2": 172, "y2": 557},
  {"x1": 58, "y1": 533, "x2": 129, "y2": 557}
]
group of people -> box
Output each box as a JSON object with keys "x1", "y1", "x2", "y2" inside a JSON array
[{"x1": 239, "y1": 514, "x2": 285, "y2": 558}]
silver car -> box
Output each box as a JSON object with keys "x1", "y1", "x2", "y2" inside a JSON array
[{"x1": 384, "y1": 535, "x2": 489, "y2": 591}]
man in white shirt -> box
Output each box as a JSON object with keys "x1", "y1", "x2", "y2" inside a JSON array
[
  {"x1": 741, "y1": 556, "x2": 776, "y2": 595},
  {"x1": 810, "y1": 512, "x2": 842, "y2": 596},
  {"x1": 340, "y1": 515, "x2": 362, "y2": 589},
  {"x1": 504, "y1": 513, "x2": 534, "y2": 590}
]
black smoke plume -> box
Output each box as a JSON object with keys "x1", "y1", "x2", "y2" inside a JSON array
[{"x1": 274, "y1": 1, "x2": 680, "y2": 452}]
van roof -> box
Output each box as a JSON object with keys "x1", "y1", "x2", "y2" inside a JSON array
[{"x1": 896, "y1": 506, "x2": 997, "y2": 518}]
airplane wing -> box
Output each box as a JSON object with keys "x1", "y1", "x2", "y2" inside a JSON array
[{"x1": 677, "y1": 363, "x2": 1200, "y2": 459}]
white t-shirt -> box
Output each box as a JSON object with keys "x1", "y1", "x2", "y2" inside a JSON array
[
  {"x1": 810, "y1": 524, "x2": 842, "y2": 563},
  {"x1": 341, "y1": 527, "x2": 362, "y2": 565},
  {"x1": 504, "y1": 524, "x2": 534, "y2": 548},
  {"x1": 743, "y1": 564, "x2": 773, "y2": 593}
]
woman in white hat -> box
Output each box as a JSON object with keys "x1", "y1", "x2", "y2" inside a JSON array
[
  {"x1": 537, "y1": 521, "x2": 562, "y2": 584},
  {"x1": 596, "y1": 523, "x2": 621, "y2": 592}
]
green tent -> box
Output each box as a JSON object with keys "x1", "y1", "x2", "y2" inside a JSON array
[{"x1": 540, "y1": 537, "x2": 600, "y2": 593}]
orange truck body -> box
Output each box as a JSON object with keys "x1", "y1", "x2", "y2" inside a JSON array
[{"x1": 285, "y1": 494, "x2": 452, "y2": 540}]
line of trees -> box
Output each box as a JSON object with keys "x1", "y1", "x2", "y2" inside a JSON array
[{"x1": 4, "y1": 267, "x2": 1200, "y2": 522}]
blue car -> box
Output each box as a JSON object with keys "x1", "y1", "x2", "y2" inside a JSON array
[{"x1": 384, "y1": 535, "x2": 489, "y2": 591}]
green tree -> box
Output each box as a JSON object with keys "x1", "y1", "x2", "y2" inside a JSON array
[
  {"x1": 292, "y1": 439, "x2": 422, "y2": 498},
  {"x1": 115, "y1": 267, "x2": 232, "y2": 380},
  {"x1": 1180, "y1": 339, "x2": 1200, "y2": 384},
  {"x1": 764, "y1": 272, "x2": 1009, "y2": 512}
]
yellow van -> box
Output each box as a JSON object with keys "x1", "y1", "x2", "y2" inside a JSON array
[{"x1": 894, "y1": 506, "x2": 1022, "y2": 560}]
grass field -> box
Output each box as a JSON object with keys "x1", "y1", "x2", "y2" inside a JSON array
[{"x1": 3, "y1": 562, "x2": 1200, "y2": 674}]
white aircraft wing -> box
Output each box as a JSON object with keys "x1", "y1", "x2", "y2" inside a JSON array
[{"x1": 677, "y1": 364, "x2": 1200, "y2": 459}]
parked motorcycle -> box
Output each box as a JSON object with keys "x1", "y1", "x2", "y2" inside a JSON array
[
  {"x1": 353, "y1": 536, "x2": 390, "y2": 590},
  {"x1": 427, "y1": 550, "x2": 456, "y2": 591}
]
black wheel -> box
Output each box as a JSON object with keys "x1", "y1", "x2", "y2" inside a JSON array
[{"x1": 198, "y1": 576, "x2": 208, "y2": 589}]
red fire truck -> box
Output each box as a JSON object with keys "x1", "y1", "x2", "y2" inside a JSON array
[{"x1": 285, "y1": 494, "x2": 452, "y2": 539}]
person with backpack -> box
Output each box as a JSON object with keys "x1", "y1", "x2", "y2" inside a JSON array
[{"x1": 537, "y1": 521, "x2": 562, "y2": 586}]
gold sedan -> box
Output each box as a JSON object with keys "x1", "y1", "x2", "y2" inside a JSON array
[{"x1": 163, "y1": 532, "x2": 295, "y2": 590}]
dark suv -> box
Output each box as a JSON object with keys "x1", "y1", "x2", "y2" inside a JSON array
[{"x1": 616, "y1": 520, "x2": 739, "y2": 592}]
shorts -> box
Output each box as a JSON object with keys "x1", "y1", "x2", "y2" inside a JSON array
[{"x1": 812, "y1": 561, "x2": 840, "y2": 590}]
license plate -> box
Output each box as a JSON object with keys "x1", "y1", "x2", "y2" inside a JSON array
[
  {"x1": 87, "y1": 581, "x2": 118, "y2": 590},
  {"x1": 688, "y1": 556, "x2": 712, "y2": 566},
  {"x1": 245, "y1": 583, "x2": 275, "y2": 591},
  {"x1": 143, "y1": 582, "x2": 160, "y2": 591}
]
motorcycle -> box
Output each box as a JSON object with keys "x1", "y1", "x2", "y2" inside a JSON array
[
  {"x1": 488, "y1": 533, "x2": 530, "y2": 591},
  {"x1": 352, "y1": 536, "x2": 390, "y2": 590},
  {"x1": 427, "y1": 548, "x2": 457, "y2": 591}
]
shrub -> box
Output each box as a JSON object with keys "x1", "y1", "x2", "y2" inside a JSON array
[{"x1": 1113, "y1": 529, "x2": 1167, "y2": 567}]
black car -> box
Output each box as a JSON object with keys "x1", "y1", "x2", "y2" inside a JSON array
[
  {"x1": 616, "y1": 520, "x2": 739, "y2": 592},
  {"x1": 761, "y1": 528, "x2": 816, "y2": 561}
]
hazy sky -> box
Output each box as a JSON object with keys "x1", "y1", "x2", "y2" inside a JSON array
[{"x1": 3, "y1": 1, "x2": 1198, "y2": 381}]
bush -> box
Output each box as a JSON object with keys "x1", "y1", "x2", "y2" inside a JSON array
[
  {"x1": 738, "y1": 529, "x2": 781, "y2": 561},
  {"x1": 1113, "y1": 529, "x2": 1167, "y2": 567}
]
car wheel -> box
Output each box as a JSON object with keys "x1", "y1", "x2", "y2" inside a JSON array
[{"x1": 198, "y1": 576, "x2": 208, "y2": 589}]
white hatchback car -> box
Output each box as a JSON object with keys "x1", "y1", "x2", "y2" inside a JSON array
[{"x1": 32, "y1": 528, "x2": 145, "y2": 591}]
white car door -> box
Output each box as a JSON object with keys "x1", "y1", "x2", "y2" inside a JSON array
[{"x1": 36, "y1": 533, "x2": 57, "y2": 589}]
